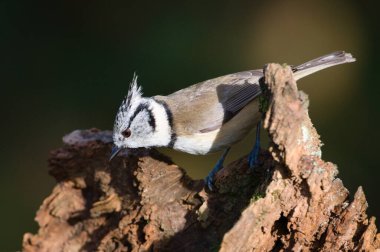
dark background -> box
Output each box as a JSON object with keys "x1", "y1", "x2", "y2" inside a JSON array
[{"x1": 1, "y1": 0, "x2": 379, "y2": 250}]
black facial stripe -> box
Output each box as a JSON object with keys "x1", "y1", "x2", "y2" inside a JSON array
[
  {"x1": 153, "y1": 98, "x2": 177, "y2": 148},
  {"x1": 128, "y1": 103, "x2": 147, "y2": 129},
  {"x1": 147, "y1": 109, "x2": 156, "y2": 131}
]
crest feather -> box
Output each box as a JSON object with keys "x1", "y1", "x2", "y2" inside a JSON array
[{"x1": 122, "y1": 73, "x2": 143, "y2": 109}]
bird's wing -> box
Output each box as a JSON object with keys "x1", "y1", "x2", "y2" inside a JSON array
[{"x1": 158, "y1": 70, "x2": 263, "y2": 135}]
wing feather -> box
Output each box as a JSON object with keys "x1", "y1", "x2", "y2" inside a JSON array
[
  {"x1": 156, "y1": 70, "x2": 263, "y2": 135},
  {"x1": 199, "y1": 71, "x2": 263, "y2": 132}
]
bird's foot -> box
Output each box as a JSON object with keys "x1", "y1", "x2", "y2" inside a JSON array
[
  {"x1": 248, "y1": 144, "x2": 260, "y2": 169},
  {"x1": 204, "y1": 148, "x2": 230, "y2": 191},
  {"x1": 248, "y1": 121, "x2": 261, "y2": 170},
  {"x1": 205, "y1": 171, "x2": 216, "y2": 191}
]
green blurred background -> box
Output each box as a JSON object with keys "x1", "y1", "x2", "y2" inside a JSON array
[{"x1": 1, "y1": 0, "x2": 379, "y2": 250}]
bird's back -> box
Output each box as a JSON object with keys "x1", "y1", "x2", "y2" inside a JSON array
[{"x1": 154, "y1": 70, "x2": 263, "y2": 136}]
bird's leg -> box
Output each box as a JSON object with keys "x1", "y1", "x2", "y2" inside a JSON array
[
  {"x1": 248, "y1": 121, "x2": 261, "y2": 169},
  {"x1": 205, "y1": 147, "x2": 231, "y2": 191}
]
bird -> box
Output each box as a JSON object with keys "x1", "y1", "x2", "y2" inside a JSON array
[{"x1": 110, "y1": 51, "x2": 355, "y2": 190}]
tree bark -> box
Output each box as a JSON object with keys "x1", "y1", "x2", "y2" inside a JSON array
[{"x1": 23, "y1": 64, "x2": 380, "y2": 252}]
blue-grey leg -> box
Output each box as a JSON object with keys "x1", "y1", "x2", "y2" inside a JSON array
[
  {"x1": 205, "y1": 147, "x2": 231, "y2": 191},
  {"x1": 248, "y1": 121, "x2": 261, "y2": 169}
]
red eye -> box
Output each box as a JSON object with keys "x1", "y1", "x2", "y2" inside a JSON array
[{"x1": 122, "y1": 129, "x2": 131, "y2": 138}]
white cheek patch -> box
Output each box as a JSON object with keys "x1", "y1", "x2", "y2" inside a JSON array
[
  {"x1": 149, "y1": 100, "x2": 172, "y2": 147},
  {"x1": 131, "y1": 111, "x2": 150, "y2": 135}
]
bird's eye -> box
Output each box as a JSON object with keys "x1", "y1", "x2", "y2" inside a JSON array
[{"x1": 122, "y1": 129, "x2": 131, "y2": 138}]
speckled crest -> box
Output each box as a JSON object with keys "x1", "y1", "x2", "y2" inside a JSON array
[{"x1": 113, "y1": 74, "x2": 143, "y2": 143}]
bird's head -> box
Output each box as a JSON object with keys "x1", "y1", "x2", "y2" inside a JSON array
[{"x1": 110, "y1": 75, "x2": 172, "y2": 160}]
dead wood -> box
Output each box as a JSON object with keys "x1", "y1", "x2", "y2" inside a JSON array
[{"x1": 23, "y1": 64, "x2": 380, "y2": 252}]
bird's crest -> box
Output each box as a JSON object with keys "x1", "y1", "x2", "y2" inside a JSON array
[
  {"x1": 121, "y1": 73, "x2": 143, "y2": 111},
  {"x1": 114, "y1": 73, "x2": 143, "y2": 132}
]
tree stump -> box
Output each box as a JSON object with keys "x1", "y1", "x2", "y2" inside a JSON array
[{"x1": 22, "y1": 64, "x2": 380, "y2": 251}]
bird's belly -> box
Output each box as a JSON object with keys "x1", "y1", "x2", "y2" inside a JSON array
[{"x1": 173, "y1": 99, "x2": 261, "y2": 155}]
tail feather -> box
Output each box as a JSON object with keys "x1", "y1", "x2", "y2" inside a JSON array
[{"x1": 293, "y1": 51, "x2": 356, "y2": 80}]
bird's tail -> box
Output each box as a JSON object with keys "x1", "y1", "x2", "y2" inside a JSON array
[{"x1": 293, "y1": 51, "x2": 356, "y2": 80}]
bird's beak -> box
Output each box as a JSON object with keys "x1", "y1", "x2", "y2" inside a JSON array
[{"x1": 109, "y1": 145, "x2": 122, "y2": 161}]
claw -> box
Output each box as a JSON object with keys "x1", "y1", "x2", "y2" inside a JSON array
[
  {"x1": 204, "y1": 148, "x2": 231, "y2": 191},
  {"x1": 205, "y1": 174, "x2": 215, "y2": 191}
]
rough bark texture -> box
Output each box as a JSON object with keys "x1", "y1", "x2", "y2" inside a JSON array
[{"x1": 23, "y1": 64, "x2": 380, "y2": 252}]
